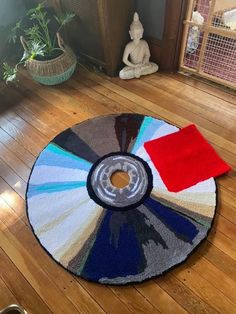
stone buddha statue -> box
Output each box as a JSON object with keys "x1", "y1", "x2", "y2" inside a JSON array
[{"x1": 119, "y1": 12, "x2": 159, "y2": 80}]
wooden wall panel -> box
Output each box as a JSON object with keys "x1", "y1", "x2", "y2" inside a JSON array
[{"x1": 146, "y1": 0, "x2": 188, "y2": 72}]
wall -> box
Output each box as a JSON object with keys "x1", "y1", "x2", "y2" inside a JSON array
[
  {"x1": 0, "y1": 0, "x2": 26, "y2": 27},
  {"x1": 214, "y1": 0, "x2": 236, "y2": 12}
]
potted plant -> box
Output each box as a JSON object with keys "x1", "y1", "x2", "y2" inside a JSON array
[{"x1": 2, "y1": 2, "x2": 76, "y2": 85}]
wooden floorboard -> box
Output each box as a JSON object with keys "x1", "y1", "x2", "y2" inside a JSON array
[{"x1": 0, "y1": 68, "x2": 235, "y2": 313}]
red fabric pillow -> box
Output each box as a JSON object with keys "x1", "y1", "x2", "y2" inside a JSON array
[{"x1": 144, "y1": 124, "x2": 231, "y2": 192}]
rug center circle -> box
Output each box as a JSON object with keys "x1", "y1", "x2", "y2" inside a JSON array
[
  {"x1": 87, "y1": 153, "x2": 152, "y2": 210},
  {"x1": 110, "y1": 170, "x2": 130, "y2": 189}
]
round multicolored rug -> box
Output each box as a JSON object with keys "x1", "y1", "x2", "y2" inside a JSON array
[{"x1": 26, "y1": 114, "x2": 216, "y2": 284}]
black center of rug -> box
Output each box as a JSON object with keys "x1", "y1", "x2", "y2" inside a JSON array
[{"x1": 26, "y1": 113, "x2": 216, "y2": 284}]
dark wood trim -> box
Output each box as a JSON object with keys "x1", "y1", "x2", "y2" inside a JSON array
[
  {"x1": 147, "y1": 0, "x2": 188, "y2": 72},
  {"x1": 79, "y1": 52, "x2": 107, "y2": 68},
  {"x1": 172, "y1": 0, "x2": 188, "y2": 71},
  {"x1": 97, "y1": 0, "x2": 116, "y2": 76}
]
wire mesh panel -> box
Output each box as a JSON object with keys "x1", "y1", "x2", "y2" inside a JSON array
[
  {"x1": 203, "y1": 33, "x2": 236, "y2": 83},
  {"x1": 179, "y1": 0, "x2": 236, "y2": 89}
]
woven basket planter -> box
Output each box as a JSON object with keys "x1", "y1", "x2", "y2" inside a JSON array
[{"x1": 20, "y1": 33, "x2": 77, "y2": 85}]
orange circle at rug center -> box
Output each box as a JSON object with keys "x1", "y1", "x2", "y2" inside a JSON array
[{"x1": 110, "y1": 170, "x2": 130, "y2": 189}]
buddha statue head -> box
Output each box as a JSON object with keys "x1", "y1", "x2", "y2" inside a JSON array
[{"x1": 129, "y1": 12, "x2": 144, "y2": 41}]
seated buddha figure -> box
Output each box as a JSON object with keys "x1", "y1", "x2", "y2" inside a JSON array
[{"x1": 119, "y1": 12, "x2": 159, "y2": 80}]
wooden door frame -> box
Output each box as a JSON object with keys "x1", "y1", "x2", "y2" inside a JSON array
[{"x1": 148, "y1": 0, "x2": 188, "y2": 72}]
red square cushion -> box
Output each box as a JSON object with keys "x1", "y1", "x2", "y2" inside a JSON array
[{"x1": 144, "y1": 124, "x2": 231, "y2": 192}]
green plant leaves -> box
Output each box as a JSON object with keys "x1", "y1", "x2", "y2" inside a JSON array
[
  {"x1": 27, "y1": 1, "x2": 46, "y2": 18},
  {"x1": 25, "y1": 25, "x2": 41, "y2": 41},
  {"x1": 54, "y1": 13, "x2": 75, "y2": 26},
  {"x1": 28, "y1": 41, "x2": 46, "y2": 59},
  {"x1": 2, "y1": 63, "x2": 18, "y2": 84}
]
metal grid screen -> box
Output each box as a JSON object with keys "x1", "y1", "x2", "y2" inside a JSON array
[{"x1": 180, "y1": 0, "x2": 236, "y2": 89}]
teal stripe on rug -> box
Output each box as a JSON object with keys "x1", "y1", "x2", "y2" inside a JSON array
[
  {"x1": 131, "y1": 117, "x2": 165, "y2": 154},
  {"x1": 28, "y1": 181, "x2": 86, "y2": 198},
  {"x1": 36, "y1": 143, "x2": 92, "y2": 171},
  {"x1": 131, "y1": 117, "x2": 164, "y2": 154},
  {"x1": 48, "y1": 143, "x2": 92, "y2": 165}
]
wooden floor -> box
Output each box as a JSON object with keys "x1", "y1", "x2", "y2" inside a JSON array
[{"x1": 0, "y1": 67, "x2": 236, "y2": 314}]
